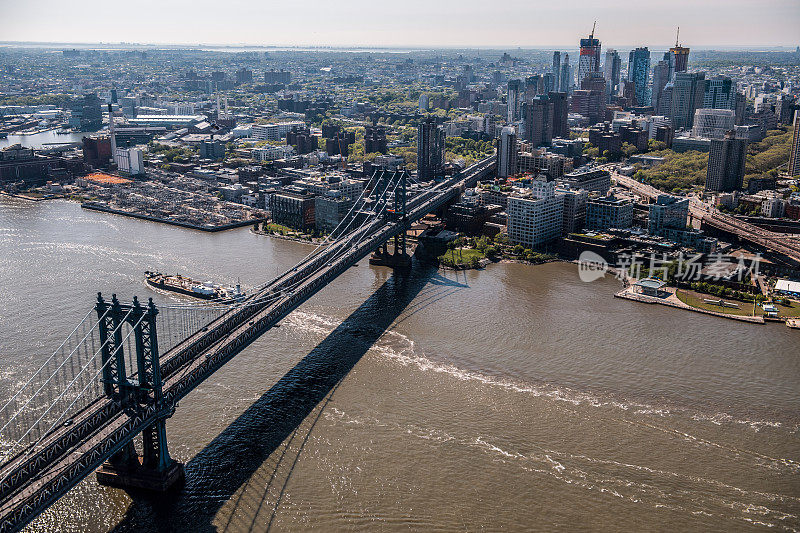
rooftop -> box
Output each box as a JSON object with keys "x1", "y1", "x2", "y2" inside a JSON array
[
  {"x1": 83, "y1": 173, "x2": 132, "y2": 185},
  {"x1": 775, "y1": 279, "x2": 800, "y2": 293},
  {"x1": 634, "y1": 278, "x2": 667, "y2": 289}
]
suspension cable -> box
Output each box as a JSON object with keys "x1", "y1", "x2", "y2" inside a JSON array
[
  {"x1": 0, "y1": 309, "x2": 97, "y2": 417},
  {"x1": 0, "y1": 306, "x2": 136, "y2": 460}
]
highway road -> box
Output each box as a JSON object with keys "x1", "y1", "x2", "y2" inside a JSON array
[{"x1": 608, "y1": 167, "x2": 800, "y2": 265}]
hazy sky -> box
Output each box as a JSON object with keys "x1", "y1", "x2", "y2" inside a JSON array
[{"x1": 2, "y1": 0, "x2": 798, "y2": 49}]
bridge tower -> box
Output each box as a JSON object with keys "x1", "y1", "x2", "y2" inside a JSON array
[
  {"x1": 370, "y1": 170, "x2": 412, "y2": 269},
  {"x1": 94, "y1": 293, "x2": 184, "y2": 492},
  {"x1": 394, "y1": 169, "x2": 408, "y2": 257}
]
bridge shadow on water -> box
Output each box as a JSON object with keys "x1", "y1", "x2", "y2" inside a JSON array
[{"x1": 110, "y1": 263, "x2": 468, "y2": 533}]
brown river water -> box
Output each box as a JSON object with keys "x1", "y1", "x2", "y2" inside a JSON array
[{"x1": 0, "y1": 197, "x2": 798, "y2": 532}]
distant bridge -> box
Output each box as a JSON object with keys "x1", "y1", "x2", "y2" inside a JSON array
[{"x1": 0, "y1": 157, "x2": 496, "y2": 532}]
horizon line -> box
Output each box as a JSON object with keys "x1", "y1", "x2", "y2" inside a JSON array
[{"x1": 1, "y1": 40, "x2": 798, "y2": 52}]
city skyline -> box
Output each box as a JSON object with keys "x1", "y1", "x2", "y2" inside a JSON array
[
  {"x1": 1, "y1": 1, "x2": 799, "y2": 530},
  {"x1": 1, "y1": 0, "x2": 799, "y2": 49}
]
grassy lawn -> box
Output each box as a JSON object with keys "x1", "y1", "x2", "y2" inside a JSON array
[
  {"x1": 676, "y1": 289, "x2": 759, "y2": 317},
  {"x1": 438, "y1": 247, "x2": 486, "y2": 267},
  {"x1": 264, "y1": 223, "x2": 296, "y2": 235},
  {"x1": 773, "y1": 301, "x2": 800, "y2": 317},
  {"x1": 677, "y1": 289, "x2": 800, "y2": 318}
]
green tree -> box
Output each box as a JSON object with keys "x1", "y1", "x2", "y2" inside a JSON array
[{"x1": 621, "y1": 142, "x2": 638, "y2": 158}]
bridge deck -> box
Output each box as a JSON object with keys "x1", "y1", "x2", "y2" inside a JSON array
[{"x1": 0, "y1": 158, "x2": 496, "y2": 533}]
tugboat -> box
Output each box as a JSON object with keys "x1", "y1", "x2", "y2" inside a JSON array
[{"x1": 145, "y1": 271, "x2": 245, "y2": 302}]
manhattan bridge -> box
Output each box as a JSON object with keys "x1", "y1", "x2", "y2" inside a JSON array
[{"x1": 0, "y1": 156, "x2": 495, "y2": 532}]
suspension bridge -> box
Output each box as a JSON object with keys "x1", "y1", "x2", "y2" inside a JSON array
[{"x1": 0, "y1": 156, "x2": 496, "y2": 532}]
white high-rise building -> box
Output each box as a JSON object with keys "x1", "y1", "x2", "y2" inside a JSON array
[
  {"x1": 114, "y1": 148, "x2": 143, "y2": 175},
  {"x1": 251, "y1": 145, "x2": 296, "y2": 161},
  {"x1": 497, "y1": 126, "x2": 517, "y2": 179},
  {"x1": 507, "y1": 179, "x2": 564, "y2": 247},
  {"x1": 252, "y1": 121, "x2": 306, "y2": 141},
  {"x1": 507, "y1": 80, "x2": 522, "y2": 123},
  {"x1": 168, "y1": 103, "x2": 196, "y2": 116}
]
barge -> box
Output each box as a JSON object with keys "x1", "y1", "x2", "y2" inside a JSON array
[{"x1": 145, "y1": 271, "x2": 244, "y2": 302}]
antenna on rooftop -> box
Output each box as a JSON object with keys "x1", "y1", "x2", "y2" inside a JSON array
[{"x1": 675, "y1": 26, "x2": 680, "y2": 47}]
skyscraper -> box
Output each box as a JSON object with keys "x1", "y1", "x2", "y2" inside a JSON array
[
  {"x1": 788, "y1": 109, "x2": 800, "y2": 177},
  {"x1": 670, "y1": 72, "x2": 707, "y2": 130},
  {"x1": 651, "y1": 60, "x2": 670, "y2": 112},
  {"x1": 542, "y1": 73, "x2": 555, "y2": 95},
  {"x1": 570, "y1": 89, "x2": 606, "y2": 125},
  {"x1": 497, "y1": 126, "x2": 518, "y2": 179},
  {"x1": 658, "y1": 85, "x2": 673, "y2": 117},
  {"x1": 419, "y1": 93, "x2": 429, "y2": 112},
  {"x1": 603, "y1": 49, "x2": 621, "y2": 96},
  {"x1": 704, "y1": 76, "x2": 737, "y2": 110},
  {"x1": 581, "y1": 72, "x2": 607, "y2": 92},
  {"x1": 548, "y1": 92, "x2": 569, "y2": 139},
  {"x1": 706, "y1": 131, "x2": 747, "y2": 192},
  {"x1": 627, "y1": 47, "x2": 651, "y2": 106},
  {"x1": 552, "y1": 51, "x2": 561, "y2": 91},
  {"x1": 692, "y1": 109, "x2": 736, "y2": 139},
  {"x1": 507, "y1": 180, "x2": 564, "y2": 247},
  {"x1": 507, "y1": 79, "x2": 522, "y2": 123},
  {"x1": 235, "y1": 68, "x2": 253, "y2": 84},
  {"x1": 525, "y1": 75, "x2": 543, "y2": 99},
  {"x1": 69, "y1": 93, "x2": 102, "y2": 131},
  {"x1": 417, "y1": 117, "x2": 445, "y2": 180},
  {"x1": 668, "y1": 28, "x2": 690, "y2": 81},
  {"x1": 578, "y1": 24, "x2": 601, "y2": 88},
  {"x1": 523, "y1": 96, "x2": 554, "y2": 147},
  {"x1": 365, "y1": 125, "x2": 388, "y2": 154},
  {"x1": 559, "y1": 54, "x2": 572, "y2": 94},
  {"x1": 776, "y1": 95, "x2": 797, "y2": 125}
]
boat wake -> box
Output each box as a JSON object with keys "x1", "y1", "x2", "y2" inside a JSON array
[{"x1": 283, "y1": 310, "x2": 796, "y2": 437}]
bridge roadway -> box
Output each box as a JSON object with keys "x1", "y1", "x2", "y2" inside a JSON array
[
  {"x1": 0, "y1": 157, "x2": 496, "y2": 533},
  {"x1": 611, "y1": 170, "x2": 800, "y2": 266}
]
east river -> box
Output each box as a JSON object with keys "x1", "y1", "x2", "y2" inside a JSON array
[
  {"x1": 0, "y1": 130, "x2": 86, "y2": 150},
  {"x1": 1, "y1": 196, "x2": 798, "y2": 532}
]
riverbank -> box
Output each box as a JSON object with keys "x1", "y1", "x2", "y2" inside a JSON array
[
  {"x1": 615, "y1": 284, "x2": 766, "y2": 324},
  {"x1": 3, "y1": 196, "x2": 799, "y2": 532},
  {"x1": 250, "y1": 227, "x2": 321, "y2": 245},
  {"x1": 498, "y1": 257, "x2": 563, "y2": 267},
  {"x1": 0, "y1": 191, "x2": 70, "y2": 202},
  {"x1": 82, "y1": 202, "x2": 263, "y2": 232},
  {"x1": 437, "y1": 257, "x2": 492, "y2": 271},
  {"x1": 0, "y1": 191, "x2": 46, "y2": 202}
]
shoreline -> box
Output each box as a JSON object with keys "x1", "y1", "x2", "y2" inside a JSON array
[
  {"x1": 0, "y1": 191, "x2": 68, "y2": 202},
  {"x1": 615, "y1": 286, "x2": 766, "y2": 324},
  {"x1": 250, "y1": 228, "x2": 322, "y2": 245},
  {"x1": 81, "y1": 202, "x2": 263, "y2": 233},
  {"x1": 437, "y1": 254, "x2": 563, "y2": 271},
  {"x1": 9, "y1": 197, "x2": 797, "y2": 329}
]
